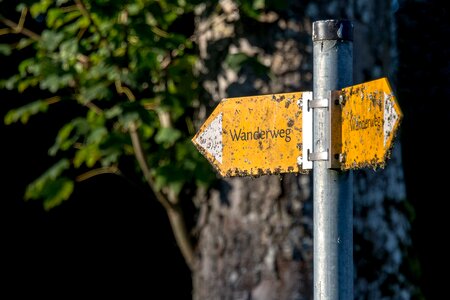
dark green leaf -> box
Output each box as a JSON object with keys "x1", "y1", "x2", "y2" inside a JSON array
[
  {"x1": 155, "y1": 127, "x2": 182, "y2": 145},
  {"x1": 0, "y1": 44, "x2": 12, "y2": 56},
  {"x1": 42, "y1": 178, "x2": 74, "y2": 210},
  {"x1": 224, "y1": 53, "x2": 251, "y2": 72},
  {"x1": 39, "y1": 74, "x2": 60, "y2": 92},
  {"x1": 40, "y1": 30, "x2": 65, "y2": 52}
]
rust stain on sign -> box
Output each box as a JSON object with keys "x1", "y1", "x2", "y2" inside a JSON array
[
  {"x1": 339, "y1": 77, "x2": 403, "y2": 170},
  {"x1": 192, "y1": 92, "x2": 309, "y2": 177}
]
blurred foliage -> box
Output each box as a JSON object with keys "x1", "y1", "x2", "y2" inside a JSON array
[
  {"x1": 0, "y1": 0, "x2": 281, "y2": 210},
  {"x1": 0, "y1": 0, "x2": 219, "y2": 209}
]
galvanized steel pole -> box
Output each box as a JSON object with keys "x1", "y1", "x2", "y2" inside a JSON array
[{"x1": 312, "y1": 20, "x2": 354, "y2": 300}]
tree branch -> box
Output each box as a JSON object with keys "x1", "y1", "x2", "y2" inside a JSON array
[
  {"x1": 74, "y1": 0, "x2": 105, "y2": 40},
  {"x1": 129, "y1": 121, "x2": 195, "y2": 270},
  {"x1": 0, "y1": 8, "x2": 40, "y2": 41},
  {"x1": 115, "y1": 80, "x2": 135, "y2": 102},
  {"x1": 84, "y1": 101, "x2": 103, "y2": 115}
]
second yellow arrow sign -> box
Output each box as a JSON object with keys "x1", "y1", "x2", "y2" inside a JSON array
[{"x1": 339, "y1": 77, "x2": 403, "y2": 169}]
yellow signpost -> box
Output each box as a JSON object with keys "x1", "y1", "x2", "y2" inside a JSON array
[
  {"x1": 192, "y1": 77, "x2": 402, "y2": 175},
  {"x1": 339, "y1": 77, "x2": 402, "y2": 169},
  {"x1": 192, "y1": 92, "x2": 311, "y2": 176}
]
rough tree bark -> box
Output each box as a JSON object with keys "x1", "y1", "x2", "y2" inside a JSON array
[{"x1": 192, "y1": 1, "x2": 415, "y2": 299}]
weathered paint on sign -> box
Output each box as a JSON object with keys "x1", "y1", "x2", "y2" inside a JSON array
[
  {"x1": 340, "y1": 77, "x2": 402, "y2": 169},
  {"x1": 192, "y1": 92, "x2": 309, "y2": 177}
]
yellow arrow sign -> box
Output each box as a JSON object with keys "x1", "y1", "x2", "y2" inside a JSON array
[
  {"x1": 339, "y1": 77, "x2": 402, "y2": 169},
  {"x1": 192, "y1": 92, "x2": 310, "y2": 177}
]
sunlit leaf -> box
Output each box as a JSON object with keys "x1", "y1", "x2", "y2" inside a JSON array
[
  {"x1": 47, "y1": 8, "x2": 63, "y2": 27},
  {"x1": 73, "y1": 145, "x2": 102, "y2": 168},
  {"x1": 4, "y1": 100, "x2": 49, "y2": 125},
  {"x1": 30, "y1": 0, "x2": 52, "y2": 18},
  {"x1": 25, "y1": 159, "x2": 72, "y2": 208}
]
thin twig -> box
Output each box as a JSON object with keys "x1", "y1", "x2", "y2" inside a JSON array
[
  {"x1": 16, "y1": 7, "x2": 27, "y2": 31},
  {"x1": 84, "y1": 101, "x2": 103, "y2": 115},
  {"x1": 44, "y1": 96, "x2": 61, "y2": 105},
  {"x1": 115, "y1": 80, "x2": 136, "y2": 101},
  {"x1": 0, "y1": 12, "x2": 40, "y2": 40},
  {"x1": 76, "y1": 166, "x2": 120, "y2": 182}
]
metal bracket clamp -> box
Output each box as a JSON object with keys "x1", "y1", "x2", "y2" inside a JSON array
[
  {"x1": 301, "y1": 91, "x2": 342, "y2": 169},
  {"x1": 300, "y1": 92, "x2": 313, "y2": 169},
  {"x1": 329, "y1": 90, "x2": 343, "y2": 169},
  {"x1": 308, "y1": 149, "x2": 328, "y2": 161},
  {"x1": 309, "y1": 98, "x2": 329, "y2": 109}
]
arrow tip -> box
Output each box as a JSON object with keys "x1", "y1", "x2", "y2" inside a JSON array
[
  {"x1": 193, "y1": 112, "x2": 223, "y2": 164},
  {"x1": 383, "y1": 92, "x2": 401, "y2": 147}
]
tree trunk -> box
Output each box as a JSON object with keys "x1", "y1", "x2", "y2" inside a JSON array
[{"x1": 192, "y1": 1, "x2": 415, "y2": 299}]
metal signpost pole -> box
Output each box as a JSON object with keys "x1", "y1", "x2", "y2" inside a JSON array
[{"x1": 312, "y1": 20, "x2": 354, "y2": 300}]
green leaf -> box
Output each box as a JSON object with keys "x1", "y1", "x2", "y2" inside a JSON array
[
  {"x1": 59, "y1": 39, "x2": 78, "y2": 66},
  {"x1": 224, "y1": 53, "x2": 251, "y2": 72},
  {"x1": 153, "y1": 164, "x2": 185, "y2": 195},
  {"x1": 86, "y1": 109, "x2": 105, "y2": 126},
  {"x1": 62, "y1": 10, "x2": 82, "y2": 25},
  {"x1": 0, "y1": 44, "x2": 12, "y2": 56},
  {"x1": 140, "y1": 123, "x2": 155, "y2": 139},
  {"x1": 49, "y1": 122, "x2": 75, "y2": 155},
  {"x1": 56, "y1": 0, "x2": 70, "y2": 5},
  {"x1": 16, "y1": 38, "x2": 34, "y2": 50},
  {"x1": 18, "y1": 77, "x2": 40, "y2": 93},
  {"x1": 40, "y1": 30, "x2": 65, "y2": 52},
  {"x1": 224, "y1": 52, "x2": 270, "y2": 76},
  {"x1": 1, "y1": 75, "x2": 20, "y2": 90},
  {"x1": 18, "y1": 58, "x2": 34, "y2": 76},
  {"x1": 78, "y1": 83, "x2": 111, "y2": 103},
  {"x1": 40, "y1": 74, "x2": 61, "y2": 92},
  {"x1": 240, "y1": 1, "x2": 263, "y2": 19},
  {"x1": 100, "y1": 148, "x2": 121, "y2": 167},
  {"x1": 105, "y1": 105, "x2": 123, "y2": 119},
  {"x1": 47, "y1": 8, "x2": 63, "y2": 27},
  {"x1": 126, "y1": 3, "x2": 142, "y2": 16},
  {"x1": 121, "y1": 110, "x2": 139, "y2": 123},
  {"x1": 16, "y1": 3, "x2": 26, "y2": 12},
  {"x1": 74, "y1": 145, "x2": 101, "y2": 168},
  {"x1": 25, "y1": 159, "x2": 72, "y2": 209},
  {"x1": 163, "y1": 10, "x2": 179, "y2": 26},
  {"x1": 4, "y1": 100, "x2": 49, "y2": 125},
  {"x1": 49, "y1": 118, "x2": 89, "y2": 155},
  {"x1": 87, "y1": 127, "x2": 108, "y2": 144},
  {"x1": 253, "y1": 0, "x2": 266, "y2": 10},
  {"x1": 42, "y1": 178, "x2": 74, "y2": 211},
  {"x1": 30, "y1": 0, "x2": 53, "y2": 18},
  {"x1": 155, "y1": 127, "x2": 182, "y2": 145}
]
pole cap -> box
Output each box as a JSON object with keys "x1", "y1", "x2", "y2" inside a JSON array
[{"x1": 312, "y1": 19, "x2": 353, "y2": 41}]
